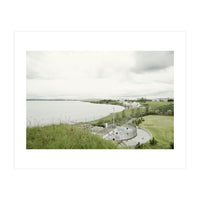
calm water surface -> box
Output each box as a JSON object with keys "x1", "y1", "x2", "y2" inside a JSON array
[{"x1": 27, "y1": 101, "x2": 124, "y2": 127}]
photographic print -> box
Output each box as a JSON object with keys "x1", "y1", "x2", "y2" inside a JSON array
[{"x1": 26, "y1": 51, "x2": 174, "y2": 149}]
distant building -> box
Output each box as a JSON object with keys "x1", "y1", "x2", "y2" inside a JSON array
[
  {"x1": 120, "y1": 100, "x2": 141, "y2": 108},
  {"x1": 152, "y1": 98, "x2": 169, "y2": 102}
]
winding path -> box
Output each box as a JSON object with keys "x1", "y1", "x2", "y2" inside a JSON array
[
  {"x1": 119, "y1": 127, "x2": 152, "y2": 148},
  {"x1": 119, "y1": 119, "x2": 153, "y2": 148},
  {"x1": 90, "y1": 117, "x2": 153, "y2": 148}
]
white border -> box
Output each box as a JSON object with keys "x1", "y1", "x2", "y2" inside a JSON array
[{"x1": 14, "y1": 32, "x2": 186, "y2": 168}]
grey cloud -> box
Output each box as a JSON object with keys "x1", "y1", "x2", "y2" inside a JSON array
[
  {"x1": 121, "y1": 89, "x2": 173, "y2": 99},
  {"x1": 26, "y1": 69, "x2": 49, "y2": 80},
  {"x1": 131, "y1": 51, "x2": 174, "y2": 73},
  {"x1": 26, "y1": 68, "x2": 40, "y2": 79},
  {"x1": 27, "y1": 51, "x2": 174, "y2": 99}
]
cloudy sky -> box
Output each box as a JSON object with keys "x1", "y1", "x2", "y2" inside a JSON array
[{"x1": 27, "y1": 51, "x2": 174, "y2": 99}]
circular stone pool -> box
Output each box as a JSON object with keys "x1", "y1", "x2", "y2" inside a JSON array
[{"x1": 103, "y1": 126, "x2": 137, "y2": 142}]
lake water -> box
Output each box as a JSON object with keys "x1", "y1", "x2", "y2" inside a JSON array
[{"x1": 27, "y1": 101, "x2": 124, "y2": 127}]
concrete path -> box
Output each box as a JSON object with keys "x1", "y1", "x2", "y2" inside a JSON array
[
  {"x1": 89, "y1": 117, "x2": 153, "y2": 149},
  {"x1": 119, "y1": 127, "x2": 152, "y2": 148}
]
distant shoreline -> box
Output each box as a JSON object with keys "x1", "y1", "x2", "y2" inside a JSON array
[{"x1": 26, "y1": 99, "x2": 80, "y2": 101}]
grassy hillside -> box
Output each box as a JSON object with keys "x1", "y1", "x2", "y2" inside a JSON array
[
  {"x1": 140, "y1": 115, "x2": 174, "y2": 149},
  {"x1": 27, "y1": 123, "x2": 119, "y2": 149},
  {"x1": 90, "y1": 108, "x2": 146, "y2": 127}
]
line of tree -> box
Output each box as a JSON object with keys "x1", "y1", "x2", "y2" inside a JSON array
[{"x1": 89, "y1": 99, "x2": 124, "y2": 106}]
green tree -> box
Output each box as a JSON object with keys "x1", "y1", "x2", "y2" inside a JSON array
[
  {"x1": 135, "y1": 108, "x2": 140, "y2": 117},
  {"x1": 131, "y1": 109, "x2": 135, "y2": 117},
  {"x1": 132, "y1": 117, "x2": 145, "y2": 126},
  {"x1": 145, "y1": 105, "x2": 149, "y2": 115},
  {"x1": 122, "y1": 110, "x2": 126, "y2": 118}
]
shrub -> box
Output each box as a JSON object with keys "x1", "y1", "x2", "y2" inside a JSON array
[
  {"x1": 149, "y1": 137, "x2": 158, "y2": 145},
  {"x1": 170, "y1": 142, "x2": 174, "y2": 149},
  {"x1": 145, "y1": 106, "x2": 149, "y2": 114},
  {"x1": 167, "y1": 110, "x2": 172, "y2": 115},
  {"x1": 135, "y1": 142, "x2": 143, "y2": 149},
  {"x1": 132, "y1": 117, "x2": 145, "y2": 126},
  {"x1": 94, "y1": 119, "x2": 105, "y2": 127}
]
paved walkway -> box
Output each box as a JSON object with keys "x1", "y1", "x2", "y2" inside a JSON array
[
  {"x1": 89, "y1": 117, "x2": 153, "y2": 148},
  {"x1": 118, "y1": 127, "x2": 152, "y2": 148}
]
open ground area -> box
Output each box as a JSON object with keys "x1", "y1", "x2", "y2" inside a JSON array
[{"x1": 140, "y1": 115, "x2": 174, "y2": 149}]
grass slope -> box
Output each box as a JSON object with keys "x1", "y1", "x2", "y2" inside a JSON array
[
  {"x1": 140, "y1": 115, "x2": 174, "y2": 149},
  {"x1": 142, "y1": 101, "x2": 172, "y2": 108},
  {"x1": 90, "y1": 108, "x2": 146, "y2": 127},
  {"x1": 27, "y1": 123, "x2": 119, "y2": 149}
]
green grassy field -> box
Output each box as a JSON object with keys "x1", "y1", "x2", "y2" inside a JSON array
[
  {"x1": 142, "y1": 101, "x2": 172, "y2": 109},
  {"x1": 27, "y1": 123, "x2": 120, "y2": 149},
  {"x1": 140, "y1": 115, "x2": 174, "y2": 149}
]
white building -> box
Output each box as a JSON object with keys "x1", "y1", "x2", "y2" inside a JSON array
[{"x1": 152, "y1": 98, "x2": 169, "y2": 102}]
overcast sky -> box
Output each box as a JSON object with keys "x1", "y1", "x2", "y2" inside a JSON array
[{"x1": 27, "y1": 51, "x2": 174, "y2": 99}]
